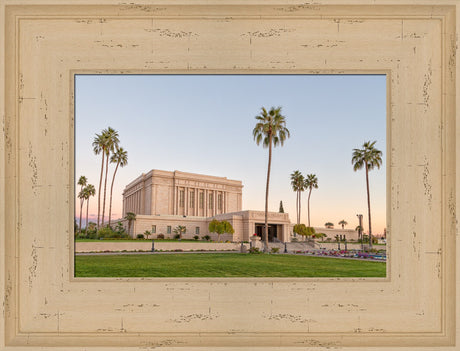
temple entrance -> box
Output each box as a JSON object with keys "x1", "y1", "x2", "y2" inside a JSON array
[{"x1": 255, "y1": 223, "x2": 278, "y2": 242}]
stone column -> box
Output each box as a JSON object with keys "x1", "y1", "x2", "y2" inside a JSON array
[
  {"x1": 140, "y1": 176, "x2": 145, "y2": 215},
  {"x1": 175, "y1": 186, "x2": 178, "y2": 215},
  {"x1": 185, "y1": 187, "x2": 189, "y2": 216},
  {"x1": 205, "y1": 189, "x2": 208, "y2": 217},
  {"x1": 194, "y1": 188, "x2": 198, "y2": 216}
]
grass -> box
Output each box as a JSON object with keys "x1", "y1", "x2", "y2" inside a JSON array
[{"x1": 75, "y1": 253, "x2": 386, "y2": 278}]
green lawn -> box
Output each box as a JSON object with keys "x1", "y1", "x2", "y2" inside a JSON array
[{"x1": 75, "y1": 253, "x2": 386, "y2": 278}]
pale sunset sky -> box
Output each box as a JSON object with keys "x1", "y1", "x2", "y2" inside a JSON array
[{"x1": 75, "y1": 74, "x2": 387, "y2": 234}]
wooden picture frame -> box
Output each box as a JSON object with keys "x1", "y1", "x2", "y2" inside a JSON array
[{"x1": 0, "y1": 1, "x2": 458, "y2": 349}]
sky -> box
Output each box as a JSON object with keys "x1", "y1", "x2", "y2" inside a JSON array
[{"x1": 75, "y1": 74, "x2": 387, "y2": 234}]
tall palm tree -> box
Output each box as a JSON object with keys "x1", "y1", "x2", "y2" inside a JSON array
[
  {"x1": 253, "y1": 106, "x2": 290, "y2": 251},
  {"x1": 101, "y1": 127, "x2": 119, "y2": 227},
  {"x1": 124, "y1": 212, "x2": 136, "y2": 237},
  {"x1": 290, "y1": 170, "x2": 304, "y2": 225},
  {"x1": 108, "y1": 146, "x2": 128, "y2": 228},
  {"x1": 77, "y1": 189, "x2": 86, "y2": 235},
  {"x1": 93, "y1": 132, "x2": 107, "y2": 229},
  {"x1": 77, "y1": 176, "x2": 87, "y2": 234},
  {"x1": 338, "y1": 220, "x2": 348, "y2": 229},
  {"x1": 304, "y1": 174, "x2": 318, "y2": 227},
  {"x1": 352, "y1": 140, "x2": 383, "y2": 249},
  {"x1": 84, "y1": 184, "x2": 96, "y2": 233}
]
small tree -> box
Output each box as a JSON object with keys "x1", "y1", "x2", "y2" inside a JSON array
[
  {"x1": 221, "y1": 220, "x2": 235, "y2": 240},
  {"x1": 173, "y1": 225, "x2": 186, "y2": 240},
  {"x1": 144, "y1": 230, "x2": 151, "y2": 239},
  {"x1": 208, "y1": 219, "x2": 222, "y2": 241},
  {"x1": 124, "y1": 212, "x2": 136, "y2": 237},
  {"x1": 279, "y1": 200, "x2": 284, "y2": 213},
  {"x1": 324, "y1": 222, "x2": 334, "y2": 229},
  {"x1": 114, "y1": 221, "x2": 126, "y2": 236},
  {"x1": 313, "y1": 232, "x2": 327, "y2": 241},
  {"x1": 293, "y1": 224, "x2": 308, "y2": 240},
  {"x1": 305, "y1": 226, "x2": 316, "y2": 237}
]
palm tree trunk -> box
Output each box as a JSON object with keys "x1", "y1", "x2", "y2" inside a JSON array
[
  {"x1": 85, "y1": 197, "x2": 90, "y2": 234},
  {"x1": 299, "y1": 190, "x2": 302, "y2": 226},
  {"x1": 264, "y1": 135, "x2": 272, "y2": 252},
  {"x1": 101, "y1": 152, "x2": 110, "y2": 227},
  {"x1": 365, "y1": 162, "x2": 372, "y2": 249},
  {"x1": 296, "y1": 191, "x2": 299, "y2": 224},
  {"x1": 298, "y1": 191, "x2": 301, "y2": 224},
  {"x1": 108, "y1": 162, "x2": 120, "y2": 228},
  {"x1": 307, "y1": 188, "x2": 312, "y2": 227},
  {"x1": 97, "y1": 151, "x2": 105, "y2": 229},
  {"x1": 78, "y1": 198, "x2": 84, "y2": 234}
]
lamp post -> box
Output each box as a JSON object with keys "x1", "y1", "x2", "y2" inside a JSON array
[{"x1": 356, "y1": 214, "x2": 363, "y2": 251}]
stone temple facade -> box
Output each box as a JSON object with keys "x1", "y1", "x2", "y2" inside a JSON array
[
  {"x1": 123, "y1": 169, "x2": 243, "y2": 218},
  {"x1": 122, "y1": 169, "x2": 360, "y2": 242},
  {"x1": 122, "y1": 169, "x2": 292, "y2": 242}
]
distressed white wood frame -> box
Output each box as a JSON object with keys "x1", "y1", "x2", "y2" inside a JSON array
[{"x1": 0, "y1": 1, "x2": 458, "y2": 349}]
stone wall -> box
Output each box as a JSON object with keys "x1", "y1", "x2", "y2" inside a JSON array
[{"x1": 76, "y1": 241, "x2": 246, "y2": 253}]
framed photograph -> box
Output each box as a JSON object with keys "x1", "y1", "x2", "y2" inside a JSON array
[{"x1": 1, "y1": 1, "x2": 458, "y2": 349}]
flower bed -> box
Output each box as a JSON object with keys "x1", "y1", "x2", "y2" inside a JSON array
[{"x1": 297, "y1": 249, "x2": 386, "y2": 261}]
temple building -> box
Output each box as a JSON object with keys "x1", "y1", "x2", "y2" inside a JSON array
[
  {"x1": 122, "y1": 169, "x2": 360, "y2": 242},
  {"x1": 122, "y1": 169, "x2": 292, "y2": 242}
]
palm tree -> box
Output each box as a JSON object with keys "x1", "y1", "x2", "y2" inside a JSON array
[
  {"x1": 84, "y1": 184, "x2": 96, "y2": 233},
  {"x1": 352, "y1": 140, "x2": 383, "y2": 249},
  {"x1": 77, "y1": 176, "x2": 87, "y2": 234},
  {"x1": 325, "y1": 222, "x2": 334, "y2": 229},
  {"x1": 93, "y1": 127, "x2": 120, "y2": 229},
  {"x1": 101, "y1": 127, "x2": 119, "y2": 227},
  {"x1": 304, "y1": 174, "x2": 318, "y2": 227},
  {"x1": 253, "y1": 106, "x2": 290, "y2": 251},
  {"x1": 124, "y1": 212, "x2": 136, "y2": 237},
  {"x1": 93, "y1": 132, "x2": 106, "y2": 229},
  {"x1": 338, "y1": 220, "x2": 348, "y2": 229},
  {"x1": 290, "y1": 170, "x2": 304, "y2": 225},
  {"x1": 108, "y1": 146, "x2": 128, "y2": 228},
  {"x1": 77, "y1": 189, "x2": 86, "y2": 235}
]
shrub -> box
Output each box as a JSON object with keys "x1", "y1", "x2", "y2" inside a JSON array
[
  {"x1": 174, "y1": 234, "x2": 181, "y2": 240},
  {"x1": 87, "y1": 231, "x2": 98, "y2": 239},
  {"x1": 136, "y1": 234, "x2": 145, "y2": 239},
  {"x1": 97, "y1": 226, "x2": 115, "y2": 239},
  {"x1": 114, "y1": 221, "x2": 126, "y2": 235},
  {"x1": 291, "y1": 237, "x2": 298, "y2": 242},
  {"x1": 193, "y1": 235, "x2": 199, "y2": 240},
  {"x1": 202, "y1": 235, "x2": 211, "y2": 241},
  {"x1": 271, "y1": 247, "x2": 280, "y2": 253},
  {"x1": 157, "y1": 234, "x2": 165, "y2": 239},
  {"x1": 144, "y1": 230, "x2": 151, "y2": 239},
  {"x1": 249, "y1": 247, "x2": 262, "y2": 254}
]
